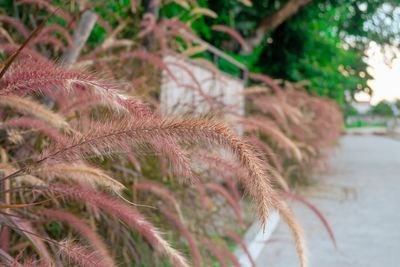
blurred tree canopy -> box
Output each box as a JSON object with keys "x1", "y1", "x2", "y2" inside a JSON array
[
  {"x1": 193, "y1": 0, "x2": 400, "y2": 105},
  {"x1": 159, "y1": 0, "x2": 398, "y2": 106},
  {"x1": 2, "y1": 0, "x2": 399, "y2": 106},
  {"x1": 369, "y1": 100, "x2": 394, "y2": 116}
]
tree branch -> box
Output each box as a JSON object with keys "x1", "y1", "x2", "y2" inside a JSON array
[{"x1": 243, "y1": 0, "x2": 313, "y2": 54}]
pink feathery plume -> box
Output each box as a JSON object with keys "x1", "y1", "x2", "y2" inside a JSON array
[
  {"x1": 134, "y1": 181, "x2": 182, "y2": 218},
  {"x1": 159, "y1": 207, "x2": 202, "y2": 267},
  {"x1": 40, "y1": 209, "x2": 116, "y2": 267},
  {"x1": 247, "y1": 135, "x2": 283, "y2": 173},
  {"x1": 120, "y1": 142, "x2": 142, "y2": 172},
  {"x1": 57, "y1": 240, "x2": 108, "y2": 267},
  {"x1": 130, "y1": 0, "x2": 137, "y2": 13},
  {"x1": 35, "y1": 24, "x2": 75, "y2": 48},
  {"x1": 0, "y1": 28, "x2": 14, "y2": 43},
  {"x1": 157, "y1": 154, "x2": 168, "y2": 180},
  {"x1": 211, "y1": 25, "x2": 249, "y2": 51},
  {"x1": 197, "y1": 154, "x2": 241, "y2": 202},
  {"x1": 223, "y1": 228, "x2": 256, "y2": 267},
  {"x1": 160, "y1": 18, "x2": 196, "y2": 38},
  {"x1": 0, "y1": 227, "x2": 9, "y2": 252},
  {"x1": 165, "y1": 61, "x2": 216, "y2": 110},
  {"x1": 53, "y1": 185, "x2": 190, "y2": 267},
  {"x1": 4, "y1": 117, "x2": 68, "y2": 145},
  {"x1": 0, "y1": 43, "x2": 48, "y2": 62},
  {"x1": 0, "y1": 248, "x2": 19, "y2": 266},
  {"x1": 246, "y1": 94, "x2": 291, "y2": 132},
  {"x1": 159, "y1": 18, "x2": 196, "y2": 48},
  {"x1": 249, "y1": 72, "x2": 285, "y2": 96},
  {"x1": 213, "y1": 167, "x2": 241, "y2": 202},
  {"x1": 60, "y1": 94, "x2": 102, "y2": 115},
  {"x1": 139, "y1": 17, "x2": 167, "y2": 51},
  {"x1": 28, "y1": 35, "x2": 66, "y2": 51},
  {"x1": 17, "y1": 0, "x2": 76, "y2": 28},
  {"x1": 33, "y1": 117, "x2": 275, "y2": 230},
  {"x1": 120, "y1": 51, "x2": 178, "y2": 84},
  {"x1": 96, "y1": 16, "x2": 113, "y2": 35},
  {"x1": 201, "y1": 238, "x2": 227, "y2": 267},
  {"x1": 0, "y1": 15, "x2": 29, "y2": 37},
  {"x1": 205, "y1": 182, "x2": 243, "y2": 225},
  {"x1": 8, "y1": 214, "x2": 53, "y2": 266},
  {"x1": 131, "y1": 77, "x2": 147, "y2": 90},
  {"x1": 149, "y1": 136, "x2": 210, "y2": 207},
  {"x1": 164, "y1": 0, "x2": 198, "y2": 7},
  {"x1": 240, "y1": 116, "x2": 302, "y2": 161},
  {"x1": 220, "y1": 243, "x2": 240, "y2": 267},
  {"x1": 283, "y1": 192, "x2": 337, "y2": 248},
  {"x1": 0, "y1": 60, "x2": 150, "y2": 118}
]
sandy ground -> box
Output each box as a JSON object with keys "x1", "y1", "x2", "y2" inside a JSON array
[{"x1": 255, "y1": 134, "x2": 400, "y2": 267}]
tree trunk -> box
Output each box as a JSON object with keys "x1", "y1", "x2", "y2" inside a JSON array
[
  {"x1": 142, "y1": 0, "x2": 160, "y2": 50},
  {"x1": 243, "y1": 0, "x2": 313, "y2": 54},
  {"x1": 257, "y1": 0, "x2": 312, "y2": 33},
  {"x1": 62, "y1": 10, "x2": 98, "y2": 68}
]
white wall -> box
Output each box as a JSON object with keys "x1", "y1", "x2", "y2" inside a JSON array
[{"x1": 161, "y1": 56, "x2": 245, "y2": 133}]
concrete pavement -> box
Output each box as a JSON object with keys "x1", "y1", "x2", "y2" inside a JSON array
[{"x1": 256, "y1": 134, "x2": 400, "y2": 267}]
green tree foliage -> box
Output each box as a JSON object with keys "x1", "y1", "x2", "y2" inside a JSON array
[
  {"x1": 3, "y1": 0, "x2": 398, "y2": 106},
  {"x1": 369, "y1": 101, "x2": 394, "y2": 117},
  {"x1": 395, "y1": 99, "x2": 400, "y2": 110},
  {"x1": 344, "y1": 104, "x2": 359, "y2": 118},
  {"x1": 255, "y1": 6, "x2": 369, "y2": 105},
  {"x1": 196, "y1": 1, "x2": 400, "y2": 105}
]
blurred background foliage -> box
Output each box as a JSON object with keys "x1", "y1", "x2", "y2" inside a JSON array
[
  {"x1": 369, "y1": 100, "x2": 395, "y2": 117},
  {"x1": 0, "y1": 0, "x2": 364, "y2": 265},
  {"x1": 2, "y1": 0, "x2": 400, "y2": 107},
  {"x1": 201, "y1": 0, "x2": 400, "y2": 105}
]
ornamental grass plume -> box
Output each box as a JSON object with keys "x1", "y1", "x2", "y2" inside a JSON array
[
  {"x1": 223, "y1": 228, "x2": 256, "y2": 267},
  {"x1": 0, "y1": 1, "x2": 344, "y2": 265},
  {"x1": 0, "y1": 95, "x2": 70, "y2": 131},
  {"x1": 272, "y1": 196, "x2": 307, "y2": 267},
  {"x1": 33, "y1": 117, "x2": 276, "y2": 229},
  {"x1": 57, "y1": 239, "x2": 108, "y2": 267},
  {"x1": 205, "y1": 182, "x2": 244, "y2": 225},
  {"x1": 197, "y1": 155, "x2": 241, "y2": 202},
  {"x1": 159, "y1": 207, "x2": 202, "y2": 267},
  {"x1": 40, "y1": 209, "x2": 116, "y2": 267},
  {"x1": 220, "y1": 243, "x2": 241, "y2": 267},
  {"x1": 211, "y1": 25, "x2": 249, "y2": 51},
  {"x1": 36, "y1": 163, "x2": 125, "y2": 193},
  {"x1": 3, "y1": 117, "x2": 67, "y2": 145},
  {"x1": 16, "y1": 0, "x2": 75, "y2": 28},
  {"x1": 0, "y1": 15, "x2": 30, "y2": 37},
  {"x1": 33, "y1": 24, "x2": 74, "y2": 48},
  {"x1": 0, "y1": 59, "x2": 150, "y2": 117},
  {"x1": 51, "y1": 185, "x2": 189, "y2": 267},
  {"x1": 5, "y1": 213, "x2": 53, "y2": 266},
  {"x1": 201, "y1": 237, "x2": 227, "y2": 267},
  {"x1": 134, "y1": 181, "x2": 183, "y2": 219}
]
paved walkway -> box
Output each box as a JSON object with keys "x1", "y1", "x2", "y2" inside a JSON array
[{"x1": 256, "y1": 134, "x2": 400, "y2": 267}]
